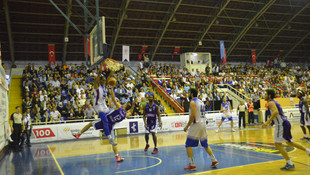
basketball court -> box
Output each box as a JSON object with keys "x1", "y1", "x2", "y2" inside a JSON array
[{"x1": 2, "y1": 122, "x2": 309, "y2": 175}]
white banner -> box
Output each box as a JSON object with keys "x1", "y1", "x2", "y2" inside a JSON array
[
  {"x1": 122, "y1": 45, "x2": 130, "y2": 62},
  {"x1": 31, "y1": 113, "x2": 241, "y2": 143}
]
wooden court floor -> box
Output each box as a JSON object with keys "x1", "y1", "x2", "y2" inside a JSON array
[
  {"x1": 2, "y1": 122, "x2": 310, "y2": 175},
  {"x1": 46, "y1": 122, "x2": 310, "y2": 175}
]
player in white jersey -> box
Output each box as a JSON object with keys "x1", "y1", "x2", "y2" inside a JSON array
[
  {"x1": 183, "y1": 88, "x2": 219, "y2": 171},
  {"x1": 93, "y1": 61, "x2": 115, "y2": 144},
  {"x1": 262, "y1": 89, "x2": 310, "y2": 170},
  {"x1": 216, "y1": 97, "x2": 235, "y2": 132}
]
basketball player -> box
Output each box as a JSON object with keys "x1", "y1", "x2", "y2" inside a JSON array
[
  {"x1": 143, "y1": 95, "x2": 162, "y2": 154},
  {"x1": 262, "y1": 89, "x2": 310, "y2": 170},
  {"x1": 75, "y1": 87, "x2": 136, "y2": 162},
  {"x1": 92, "y1": 62, "x2": 115, "y2": 145},
  {"x1": 216, "y1": 97, "x2": 235, "y2": 132},
  {"x1": 184, "y1": 88, "x2": 219, "y2": 171},
  {"x1": 296, "y1": 89, "x2": 310, "y2": 141}
]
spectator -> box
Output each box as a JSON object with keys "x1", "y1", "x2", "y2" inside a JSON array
[
  {"x1": 42, "y1": 110, "x2": 50, "y2": 122},
  {"x1": 205, "y1": 100, "x2": 212, "y2": 111},
  {"x1": 66, "y1": 108, "x2": 76, "y2": 120},
  {"x1": 158, "y1": 101, "x2": 166, "y2": 116},
  {"x1": 146, "y1": 88, "x2": 154, "y2": 96},
  {"x1": 75, "y1": 107, "x2": 84, "y2": 120},
  {"x1": 50, "y1": 107, "x2": 61, "y2": 121},
  {"x1": 84, "y1": 104, "x2": 96, "y2": 119}
]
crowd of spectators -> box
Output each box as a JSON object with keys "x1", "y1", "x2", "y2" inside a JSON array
[
  {"x1": 138, "y1": 59, "x2": 310, "y2": 111},
  {"x1": 21, "y1": 61, "x2": 169, "y2": 124}
]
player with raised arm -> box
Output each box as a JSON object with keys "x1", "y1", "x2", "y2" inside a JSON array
[
  {"x1": 74, "y1": 83, "x2": 137, "y2": 162},
  {"x1": 184, "y1": 88, "x2": 219, "y2": 171},
  {"x1": 216, "y1": 97, "x2": 235, "y2": 133},
  {"x1": 262, "y1": 88, "x2": 310, "y2": 170}
]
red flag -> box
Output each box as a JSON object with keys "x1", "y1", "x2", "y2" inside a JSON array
[
  {"x1": 251, "y1": 49, "x2": 256, "y2": 65},
  {"x1": 222, "y1": 49, "x2": 227, "y2": 65},
  {"x1": 0, "y1": 41, "x2": 2, "y2": 64},
  {"x1": 84, "y1": 36, "x2": 90, "y2": 58},
  {"x1": 277, "y1": 50, "x2": 283, "y2": 57},
  {"x1": 172, "y1": 47, "x2": 180, "y2": 60},
  {"x1": 138, "y1": 46, "x2": 148, "y2": 60},
  {"x1": 48, "y1": 44, "x2": 56, "y2": 65}
]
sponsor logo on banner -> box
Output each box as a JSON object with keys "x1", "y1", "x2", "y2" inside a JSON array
[
  {"x1": 129, "y1": 122, "x2": 138, "y2": 133},
  {"x1": 33, "y1": 128, "x2": 55, "y2": 138},
  {"x1": 63, "y1": 128, "x2": 71, "y2": 133},
  {"x1": 171, "y1": 121, "x2": 187, "y2": 128},
  {"x1": 215, "y1": 142, "x2": 295, "y2": 154},
  {"x1": 206, "y1": 118, "x2": 216, "y2": 127}
]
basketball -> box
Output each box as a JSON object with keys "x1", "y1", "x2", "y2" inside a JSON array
[{"x1": 107, "y1": 77, "x2": 117, "y2": 86}]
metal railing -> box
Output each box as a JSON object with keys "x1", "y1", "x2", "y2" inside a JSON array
[
  {"x1": 216, "y1": 84, "x2": 250, "y2": 101},
  {"x1": 150, "y1": 77, "x2": 184, "y2": 113}
]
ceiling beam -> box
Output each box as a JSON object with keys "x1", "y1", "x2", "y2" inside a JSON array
[
  {"x1": 227, "y1": 0, "x2": 276, "y2": 56},
  {"x1": 283, "y1": 31, "x2": 310, "y2": 60},
  {"x1": 3, "y1": 0, "x2": 15, "y2": 63},
  {"x1": 257, "y1": 2, "x2": 310, "y2": 57},
  {"x1": 150, "y1": 0, "x2": 182, "y2": 62},
  {"x1": 193, "y1": 0, "x2": 231, "y2": 51},
  {"x1": 62, "y1": 0, "x2": 72, "y2": 64},
  {"x1": 109, "y1": 0, "x2": 130, "y2": 58}
]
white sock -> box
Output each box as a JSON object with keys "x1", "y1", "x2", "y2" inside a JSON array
[
  {"x1": 210, "y1": 154, "x2": 216, "y2": 161},
  {"x1": 189, "y1": 157, "x2": 194, "y2": 165},
  {"x1": 304, "y1": 134, "x2": 308, "y2": 138},
  {"x1": 286, "y1": 160, "x2": 293, "y2": 165},
  {"x1": 306, "y1": 148, "x2": 310, "y2": 154}
]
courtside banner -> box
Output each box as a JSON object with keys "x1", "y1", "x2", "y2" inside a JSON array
[
  {"x1": 31, "y1": 113, "x2": 240, "y2": 143},
  {"x1": 56, "y1": 123, "x2": 100, "y2": 140},
  {"x1": 31, "y1": 125, "x2": 58, "y2": 143}
]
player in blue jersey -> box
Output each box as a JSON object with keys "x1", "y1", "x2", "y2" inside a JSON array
[
  {"x1": 143, "y1": 95, "x2": 162, "y2": 154},
  {"x1": 74, "y1": 86, "x2": 137, "y2": 162},
  {"x1": 296, "y1": 89, "x2": 310, "y2": 141},
  {"x1": 262, "y1": 88, "x2": 310, "y2": 170},
  {"x1": 216, "y1": 97, "x2": 235, "y2": 132},
  {"x1": 184, "y1": 88, "x2": 219, "y2": 171}
]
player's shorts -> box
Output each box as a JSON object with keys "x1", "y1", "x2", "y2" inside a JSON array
[
  {"x1": 92, "y1": 120, "x2": 115, "y2": 139},
  {"x1": 221, "y1": 112, "x2": 233, "y2": 121},
  {"x1": 300, "y1": 113, "x2": 310, "y2": 126},
  {"x1": 274, "y1": 119, "x2": 293, "y2": 143},
  {"x1": 146, "y1": 120, "x2": 157, "y2": 134},
  {"x1": 185, "y1": 123, "x2": 208, "y2": 148},
  {"x1": 94, "y1": 104, "x2": 109, "y2": 114}
]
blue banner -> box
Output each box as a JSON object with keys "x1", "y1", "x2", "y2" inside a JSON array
[{"x1": 220, "y1": 40, "x2": 225, "y2": 60}]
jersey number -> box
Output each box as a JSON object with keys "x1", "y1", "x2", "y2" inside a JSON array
[
  {"x1": 200, "y1": 105, "x2": 205, "y2": 118},
  {"x1": 110, "y1": 115, "x2": 121, "y2": 122}
]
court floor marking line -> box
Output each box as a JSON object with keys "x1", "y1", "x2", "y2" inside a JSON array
[
  {"x1": 47, "y1": 145, "x2": 64, "y2": 175},
  {"x1": 292, "y1": 160, "x2": 310, "y2": 167},
  {"x1": 186, "y1": 159, "x2": 285, "y2": 175},
  {"x1": 198, "y1": 147, "x2": 275, "y2": 161},
  {"x1": 96, "y1": 155, "x2": 162, "y2": 173}
]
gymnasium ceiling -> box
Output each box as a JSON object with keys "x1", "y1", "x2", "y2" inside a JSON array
[{"x1": 1, "y1": 0, "x2": 310, "y2": 63}]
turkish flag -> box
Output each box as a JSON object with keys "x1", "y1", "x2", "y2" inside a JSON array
[
  {"x1": 251, "y1": 49, "x2": 256, "y2": 65},
  {"x1": 138, "y1": 46, "x2": 148, "y2": 60},
  {"x1": 222, "y1": 49, "x2": 227, "y2": 65},
  {"x1": 172, "y1": 46, "x2": 180, "y2": 60},
  {"x1": 84, "y1": 36, "x2": 90, "y2": 58},
  {"x1": 48, "y1": 44, "x2": 55, "y2": 65},
  {"x1": 0, "y1": 41, "x2": 2, "y2": 64}
]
